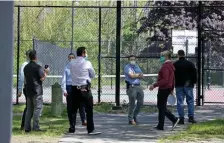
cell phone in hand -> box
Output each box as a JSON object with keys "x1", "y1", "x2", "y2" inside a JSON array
[{"x1": 44, "y1": 65, "x2": 49, "y2": 69}]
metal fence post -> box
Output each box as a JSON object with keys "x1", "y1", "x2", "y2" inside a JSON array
[
  {"x1": 0, "y1": 1, "x2": 14, "y2": 142},
  {"x1": 197, "y1": 1, "x2": 202, "y2": 106},
  {"x1": 113, "y1": 0, "x2": 122, "y2": 110},
  {"x1": 207, "y1": 40, "x2": 211, "y2": 90},
  {"x1": 16, "y1": 6, "x2": 21, "y2": 104},
  {"x1": 71, "y1": 0, "x2": 74, "y2": 52},
  {"x1": 98, "y1": 7, "x2": 102, "y2": 103}
]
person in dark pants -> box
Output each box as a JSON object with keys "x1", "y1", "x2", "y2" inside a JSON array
[
  {"x1": 61, "y1": 53, "x2": 87, "y2": 129},
  {"x1": 69, "y1": 47, "x2": 101, "y2": 135},
  {"x1": 150, "y1": 50, "x2": 180, "y2": 131},
  {"x1": 17, "y1": 50, "x2": 32, "y2": 130},
  {"x1": 24, "y1": 50, "x2": 49, "y2": 132},
  {"x1": 174, "y1": 50, "x2": 197, "y2": 124}
]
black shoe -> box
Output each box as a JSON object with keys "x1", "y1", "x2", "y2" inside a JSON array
[
  {"x1": 25, "y1": 130, "x2": 31, "y2": 133},
  {"x1": 178, "y1": 118, "x2": 185, "y2": 125},
  {"x1": 88, "y1": 130, "x2": 102, "y2": 135},
  {"x1": 172, "y1": 118, "x2": 180, "y2": 130},
  {"x1": 67, "y1": 128, "x2": 75, "y2": 133},
  {"x1": 154, "y1": 126, "x2": 164, "y2": 131},
  {"x1": 188, "y1": 117, "x2": 197, "y2": 124}
]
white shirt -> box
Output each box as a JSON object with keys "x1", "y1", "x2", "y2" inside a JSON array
[{"x1": 70, "y1": 57, "x2": 95, "y2": 86}]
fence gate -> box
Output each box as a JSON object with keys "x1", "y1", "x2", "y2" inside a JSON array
[{"x1": 201, "y1": 3, "x2": 224, "y2": 104}]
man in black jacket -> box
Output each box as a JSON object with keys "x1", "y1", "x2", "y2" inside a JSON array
[
  {"x1": 174, "y1": 50, "x2": 197, "y2": 124},
  {"x1": 24, "y1": 50, "x2": 49, "y2": 132}
]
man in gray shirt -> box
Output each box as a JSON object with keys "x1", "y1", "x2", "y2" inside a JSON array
[{"x1": 23, "y1": 50, "x2": 49, "y2": 132}]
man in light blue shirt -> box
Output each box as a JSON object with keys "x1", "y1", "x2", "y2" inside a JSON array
[
  {"x1": 124, "y1": 55, "x2": 144, "y2": 125},
  {"x1": 17, "y1": 50, "x2": 32, "y2": 130},
  {"x1": 61, "y1": 53, "x2": 86, "y2": 131}
]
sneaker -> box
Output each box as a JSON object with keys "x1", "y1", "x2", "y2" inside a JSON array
[
  {"x1": 178, "y1": 118, "x2": 185, "y2": 125},
  {"x1": 188, "y1": 117, "x2": 197, "y2": 124},
  {"x1": 88, "y1": 130, "x2": 102, "y2": 135},
  {"x1": 172, "y1": 118, "x2": 180, "y2": 130},
  {"x1": 128, "y1": 120, "x2": 137, "y2": 125}
]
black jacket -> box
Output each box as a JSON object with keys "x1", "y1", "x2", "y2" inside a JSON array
[
  {"x1": 24, "y1": 61, "x2": 45, "y2": 96},
  {"x1": 173, "y1": 57, "x2": 197, "y2": 88}
]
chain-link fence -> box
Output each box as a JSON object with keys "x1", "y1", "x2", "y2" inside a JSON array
[{"x1": 13, "y1": 1, "x2": 224, "y2": 105}]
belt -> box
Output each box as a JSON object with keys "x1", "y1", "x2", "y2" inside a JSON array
[
  {"x1": 73, "y1": 85, "x2": 88, "y2": 89},
  {"x1": 130, "y1": 84, "x2": 140, "y2": 87}
]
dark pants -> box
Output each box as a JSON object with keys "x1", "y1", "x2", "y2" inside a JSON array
[
  {"x1": 157, "y1": 88, "x2": 177, "y2": 129},
  {"x1": 21, "y1": 86, "x2": 30, "y2": 128},
  {"x1": 71, "y1": 86, "x2": 94, "y2": 133},
  {"x1": 66, "y1": 91, "x2": 86, "y2": 128}
]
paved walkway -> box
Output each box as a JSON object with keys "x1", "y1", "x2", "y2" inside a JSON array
[{"x1": 59, "y1": 105, "x2": 224, "y2": 143}]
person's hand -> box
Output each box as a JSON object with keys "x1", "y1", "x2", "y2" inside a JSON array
[
  {"x1": 64, "y1": 92, "x2": 68, "y2": 97},
  {"x1": 149, "y1": 85, "x2": 154, "y2": 91},
  {"x1": 17, "y1": 92, "x2": 22, "y2": 97},
  {"x1": 139, "y1": 73, "x2": 144, "y2": 78},
  {"x1": 170, "y1": 90, "x2": 175, "y2": 96},
  {"x1": 44, "y1": 67, "x2": 50, "y2": 74}
]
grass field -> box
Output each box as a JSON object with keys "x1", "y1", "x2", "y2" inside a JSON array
[{"x1": 160, "y1": 119, "x2": 224, "y2": 143}]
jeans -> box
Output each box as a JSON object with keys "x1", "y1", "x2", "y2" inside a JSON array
[{"x1": 176, "y1": 87, "x2": 194, "y2": 118}]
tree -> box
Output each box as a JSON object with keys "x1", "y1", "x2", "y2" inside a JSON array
[{"x1": 138, "y1": 1, "x2": 224, "y2": 68}]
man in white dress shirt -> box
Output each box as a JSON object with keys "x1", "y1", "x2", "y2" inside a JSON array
[
  {"x1": 69, "y1": 47, "x2": 101, "y2": 135},
  {"x1": 61, "y1": 53, "x2": 87, "y2": 133}
]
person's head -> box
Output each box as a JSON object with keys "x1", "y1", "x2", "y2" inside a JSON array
[
  {"x1": 160, "y1": 50, "x2": 172, "y2": 63},
  {"x1": 76, "y1": 47, "x2": 87, "y2": 58},
  {"x1": 29, "y1": 50, "x2": 37, "y2": 62},
  {"x1": 68, "y1": 53, "x2": 75, "y2": 62},
  {"x1": 177, "y1": 50, "x2": 185, "y2": 58},
  {"x1": 128, "y1": 55, "x2": 136, "y2": 65},
  {"x1": 25, "y1": 50, "x2": 32, "y2": 61}
]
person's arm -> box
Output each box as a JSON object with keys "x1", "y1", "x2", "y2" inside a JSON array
[
  {"x1": 18, "y1": 63, "x2": 25, "y2": 96},
  {"x1": 61, "y1": 69, "x2": 67, "y2": 94},
  {"x1": 124, "y1": 65, "x2": 140, "y2": 79},
  {"x1": 153, "y1": 67, "x2": 169, "y2": 88},
  {"x1": 136, "y1": 65, "x2": 144, "y2": 78},
  {"x1": 191, "y1": 62, "x2": 197, "y2": 84},
  {"x1": 39, "y1": 67, "x2": 46, "y2": 81},
  {"x1": 87, "y1": 61, "x2": 95, "y2": 78}
]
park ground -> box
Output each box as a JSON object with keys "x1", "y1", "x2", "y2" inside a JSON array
[{"x1": 11, "y1": 104, "x2": 224, "y2": 143}]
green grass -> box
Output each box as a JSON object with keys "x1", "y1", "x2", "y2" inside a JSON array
[
  {"x1": 13, "y1": 105, "x2": 68, "y2": 137},
  {"x1": 160, "y1": 119, "x2": 224, "y2": 142}
]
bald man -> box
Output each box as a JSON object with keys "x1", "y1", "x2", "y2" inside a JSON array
[{"x1": 150, "y1": 50, "x2": 180, "y2": 130}]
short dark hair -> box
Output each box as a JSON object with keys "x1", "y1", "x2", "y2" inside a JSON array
[
  {"x1": 68, "y1": 53, "x2": 75, "y2": 57},
  {"x1": 76, "y1": 47, "x2": 86, "y2": 56},
  {"x1": 128, "y1": 55, "x2": 136, "y2": 59},
  {"x1": 177, "y1": 50, "x2": 185, "y2": 56},
  {"x1": 25, "y1": 49, "x2": 32, "y2": 56},
  {"x1": 29, "y1": 50, "x2": 37, "y2": 60}
]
